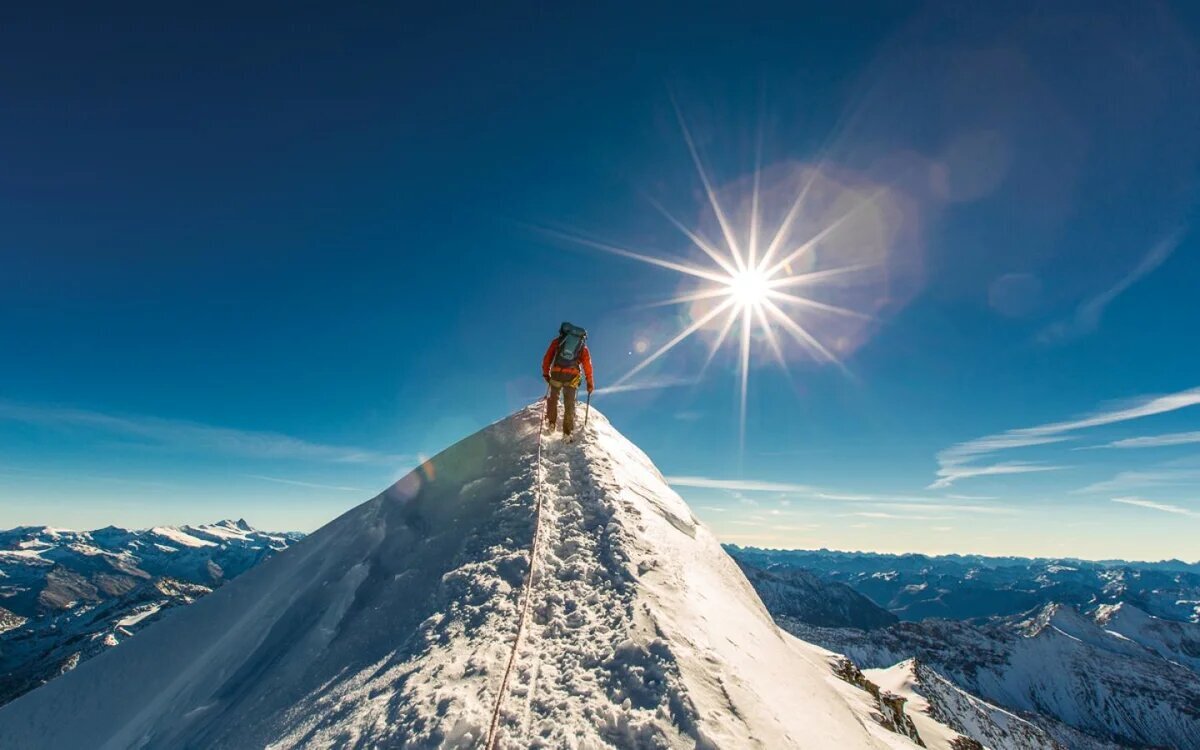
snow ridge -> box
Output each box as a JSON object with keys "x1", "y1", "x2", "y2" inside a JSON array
[
  {"x1": 0, "y1": 404, "x2": 941, "y2": 749},
  {"x1": 501, "y1": 422, "x2": 696, "y2": 747},
  {"x1": 484, "y1": 405, "x2": 551, "y2": 749}
]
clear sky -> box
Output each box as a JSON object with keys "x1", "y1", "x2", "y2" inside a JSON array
[{"x1": 2, "y1": 3, "x2": 1199, "y2": 561}]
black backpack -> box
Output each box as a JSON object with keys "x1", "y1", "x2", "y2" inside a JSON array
[{"x1": 554, "y1": 322, "x2": 587, "y2": 367}]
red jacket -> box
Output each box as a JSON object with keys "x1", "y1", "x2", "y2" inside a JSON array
[{"x1": 542, "y1": 338, "x2": 594, "y2": 391}]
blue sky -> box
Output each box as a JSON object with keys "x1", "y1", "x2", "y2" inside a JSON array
[{"x1": 2, "y1": 3, "x2": 1199, "y2": 560}]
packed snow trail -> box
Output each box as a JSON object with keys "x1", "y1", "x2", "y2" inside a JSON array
[
  {"x1": 494, "y1": 428, "x2": 695, "y2": 748},
  {"x1": 0, "y1": 404, "x2": 935, "y2": 749},
  {"x1": 484, "y1": 400, "x2": 551, "y2": 750}
]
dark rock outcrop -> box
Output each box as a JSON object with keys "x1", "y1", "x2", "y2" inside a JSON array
[{"x1": 833, "y1": 657, "x2": 925, "y2": 746}]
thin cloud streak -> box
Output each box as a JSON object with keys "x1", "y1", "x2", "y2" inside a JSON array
[
  {"x1": 932, "y1": 385, "x2": 1200, "y2": 487},
  {"x1": 1023, "y1": 387, "x2": 1200, "y2": 435},
  {"x1": 1112, "y1": 497, "x2": 1200, "y2": 518},
  {"x1": 1039, "y1": 226, "x2": 1187, "y2": 344},
  {"x1": 593, "y1": 377, "x2": 699, "y2": 396},
  {"x1": 666, "y1": 476, "x2": 817, "y2": 493},
  {"x1": 1092, "y1": 431, "x2": 1200, "y2": 450},
  {"x1": 871, "y1": 502, "x2": 1018, "y2": 515},
  {"x1": 1075, "y1": 469, "x2": 1200, "y2": 494},
  {"x1": 671, "y1": 479, "x2": 1019, "y2": 513},
  {"x1": 813, "y1": 491, "x2": 930, "y2": 502},
  {"x1": 0, "y1": 400, "x2": 410, "y2": 465},
  {"x1": 930, "y1": 462, "x2": 1066, "y2": 490},
  {"x1": 246, "y1": 475, "x2": 372, "y2": 493},
  {"x1": 846, "y1": 511, "x2": 947, "y2": 521}
]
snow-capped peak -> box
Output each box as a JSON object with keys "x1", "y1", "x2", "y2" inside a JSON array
[
  {"x1": 1093, "y1": 600, "x2": 1200, "y2": 673},
  {"x1": 211, "y1": 518, "x2": 254, "y2": 532},
  {"x1": 1093, "y1": 600, "x2": 1143, "y2": 626},
  {"x1": 864, "y1": 659, "x2": 1060, "y2": 750},
  {"x1": 1019, "y1": 602, "x2": 1093, "y2": 639},
  {"x1": 0, "y1": 404, "x2": 938, "y2": 749}
]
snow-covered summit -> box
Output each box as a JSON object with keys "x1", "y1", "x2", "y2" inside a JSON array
[{"x1": 0, "y1": 405, "x2": 938, "y2": 749}]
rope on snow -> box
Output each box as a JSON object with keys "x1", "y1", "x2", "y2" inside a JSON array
[{"x1": 484, "y1": 397, "x2": 550, "y2": 750}]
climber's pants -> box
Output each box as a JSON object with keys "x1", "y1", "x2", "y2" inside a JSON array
[{"x1": 545, "y1": 383, "x2": 578, "y2": 434}]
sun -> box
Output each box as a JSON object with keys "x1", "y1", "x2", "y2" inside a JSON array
[
  {"x1": 729, "y1": 269, "x2": 770, "y2": 306},
  {"x1": 542, "y1": 105, "x2": 883, "y2": 452}
]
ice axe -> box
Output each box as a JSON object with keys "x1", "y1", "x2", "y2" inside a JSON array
[{"x1": 583, "y1": 390, "x2": 592, "y2": 430}]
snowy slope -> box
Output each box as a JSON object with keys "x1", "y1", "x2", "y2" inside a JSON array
[
  {"x1": 787, "y1": 604, "x2": 1200, "y2": 749},
  {"x1": 0, "y1": 577, "x2": 212, "y2": 707},
  {"x1": 1093, "y1": 601, "x2": 1200, "y2": 674},
  {"x1": 0, "y1": 405, "x2": 942, "y2": 749},
  {"x1": 865, "y1": 660, "x2": 1060, "y2": 750}
]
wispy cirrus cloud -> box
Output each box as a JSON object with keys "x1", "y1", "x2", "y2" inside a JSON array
[
  {"x1": 246, "y1": 475, "x2": 371, "y2": 493},
  {"x1": 812, "y1": 492, "x2": 1017, "y2": 515},
  {"x1": 668, "y1": 477, "x2": 1016, "y2": 516},
  {"x1": 1112, "y1": 497, "x2": 1200, "y2": 518},
  {"x1": 0, "y1": 401, "x2": 410, "y2": 465},
  {"x1": 931, "y1": 461, "x2": 1065, "y2": 490},
  {"x1": 846, "y1": 511, "x2": 948, "y2": 521},
  {"x1": 593, "y1": 377, "x2": 699, "y2": 396},
  {"x1": 1038, "y1": 227, "x2": 1186, "y2": 344},
  {"x1": 931, "y1": 385, "x2": 1200, "y2": 488},
  {"x1": 1023, "y1": 387, "x2": 1200, "y2": 434},
  {"x1": 1089, "y1": 431, "x2": 1200, "y2": 450},
  {"x1": 869, "y1": 502, "x2": 1017, "y2": 515},
  {"x1": 665, "y1": 476, "x2": 817, "y2": 493},
  {"x1": 1075, "y1": 469, "x2": 1200, "y2": 495},
  {"x1": 812, "y1": 491, "x2": 931, "y2": 502}
]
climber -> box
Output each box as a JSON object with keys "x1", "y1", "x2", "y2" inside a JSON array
[{"x1": 541, "y1": 322, "x2": 594, "y2": 437}]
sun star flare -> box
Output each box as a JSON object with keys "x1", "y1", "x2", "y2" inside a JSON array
[{"x1": 550, "y1": 120, "x2": 887, "y2": 453}]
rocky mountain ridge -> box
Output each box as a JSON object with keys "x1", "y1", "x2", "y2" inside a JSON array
[
  {"x1": 0, "y1": 519, "x2": 301, "y2": 707},
  {"x1": 782, "y1": 601, "x2": 1199, "y2": 749},
  {"x1": 729, "y1": 546, "x2": 1200, "y2": 623}
]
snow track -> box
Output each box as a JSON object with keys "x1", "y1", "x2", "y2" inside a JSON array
[
  {"x1": 491, "y1": 421, "x2": 692, "y2": 748},
  {"x1": 484, "y1": 401, "x2": 551, "y2": 750}
]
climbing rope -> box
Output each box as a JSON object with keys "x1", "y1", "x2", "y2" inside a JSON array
[{"x1": 484, "y1": 395, "x2": 551, "y2": 750}]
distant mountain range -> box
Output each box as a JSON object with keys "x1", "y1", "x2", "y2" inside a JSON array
[
  {"x1": 728, "y1": 546, "x2": 1200, "y2": 623},
  {"x1": 732, "y1": 547, "x2": 1200, "y2": 750},
  {"x1": 0, "y1": 520, "x2": 302, "y2": 706},
  {"x1": 733, "y1": 559, "x2": 899, "y2": 630},
  {"x1": 5, "y1": 515, "x2": 1197, "y2": 748}
]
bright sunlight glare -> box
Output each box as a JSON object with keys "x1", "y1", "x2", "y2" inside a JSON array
[
  {"x1": 544, "y1": 104, "x2": 901, "y2": 454},
  {"x1": 729, "y1": 269, "x2": 770, "y2": 306}
]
